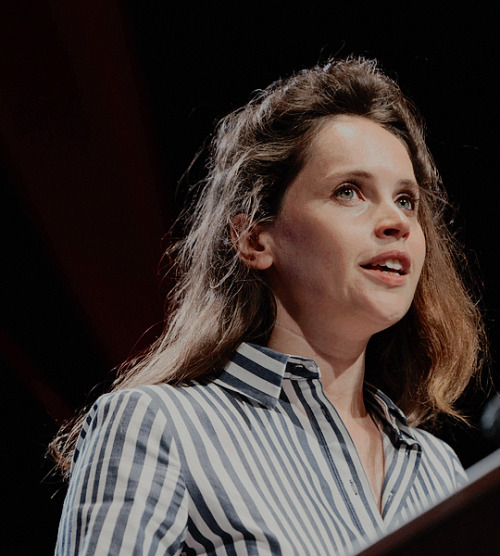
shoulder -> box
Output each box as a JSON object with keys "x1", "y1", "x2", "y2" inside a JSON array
[
  {"x1": 72, "y1": 383, "x2": 214, "y2": 471},
  {"x1": 410, "y1": 426, "x2": 468, "y2": 489},
  {"x1": 82, "y1": 383, "x2": 210, "y2": 427},
  {"x1": 79, "y1": 385, "x2": 178, "y2": 436},
  {"x1": 367, "y1": 384, "x2": 468, "y2": 489},
  {"x1": 410, "y1": 426, "x2": 460, "y2": 462},
  {"x1": 60, "y1": 385, "x2": 192, "y2": 554}
]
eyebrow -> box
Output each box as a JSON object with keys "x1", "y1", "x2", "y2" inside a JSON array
[
  {"x1": 325, "y1": 170, "x2": 420, "y2": 190},
  {"x1": 397, "y1": 179, "x2": 421, "y2": 191}
]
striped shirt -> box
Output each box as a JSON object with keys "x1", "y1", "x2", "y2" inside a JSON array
[{"x1": 55, "y1": 342, "x2": 468, "y2": 555}]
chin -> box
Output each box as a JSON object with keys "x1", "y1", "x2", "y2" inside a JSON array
[{"x1": 366, "y1": 303, "x2": 412, "y2": 335}]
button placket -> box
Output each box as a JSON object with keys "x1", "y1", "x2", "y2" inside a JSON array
[{"x1": 314, "y1": 383, "x2": 386, "y2": 536}]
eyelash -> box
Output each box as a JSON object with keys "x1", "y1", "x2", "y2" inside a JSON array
[
  {"x1": 396, "y1": 191, "x2": 420, "y2": 211},
  {"x1": 333, "y1": 183, "x2": 361, "y2": 201},
  {"x1": 333, "y1": 183, "x2": 420, "y2": 212}
]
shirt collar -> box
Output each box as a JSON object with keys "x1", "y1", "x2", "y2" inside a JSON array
[
  {"x1": 364, "y1": 383, "x2": 419, "y2": 447},
  {"x1": 214, "y1": 342, "x2": 419, "y2": 447},
  {"x1": 213, "y1": 342, "x2": 320, "y2": 408}
]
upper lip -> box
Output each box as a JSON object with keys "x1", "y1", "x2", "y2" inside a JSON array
[{"x1": 360, "y1": 250, "x2": 411, "y2": 274}]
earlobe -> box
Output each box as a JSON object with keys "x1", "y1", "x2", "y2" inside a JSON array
[{"x1": 230, "y1": 214, "x2": 274, "y2": 270}]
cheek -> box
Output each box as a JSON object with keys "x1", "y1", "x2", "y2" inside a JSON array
[
  {"x1": 417, "y1": 229, "x2": 427, "y2": 269},
  {"x1": 273, "y1": 211, "x2": 322, "y2": 252},
  {"x1": 271, "y1": 204, "x2": 353, "y2": 270},
  {"x1": 270, "y1": 217, "x2": 342, "y2": 286},
  {"x1": 411, "y1": 227, "x2": 427, "y2": 283}
]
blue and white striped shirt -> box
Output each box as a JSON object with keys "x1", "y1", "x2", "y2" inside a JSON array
[{"x1": 56, "y1": 342, "x2": 467, "y2": 555}]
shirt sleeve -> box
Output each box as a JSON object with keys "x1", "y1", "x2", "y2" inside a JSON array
[{"x1": 55, "y1": 388, "x2": 188, "y2": 555}]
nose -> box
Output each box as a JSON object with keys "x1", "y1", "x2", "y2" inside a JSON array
[{"x1": 374, "y1": 202, "x2": 411, "y2": 240}]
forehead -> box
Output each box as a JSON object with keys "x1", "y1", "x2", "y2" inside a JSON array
[
  {"x1": 312, "y1": 115, "x2": 411, "y2": 160},
  {"x1": 296, "y1": 115, "x2": 416, "y2": 185}
]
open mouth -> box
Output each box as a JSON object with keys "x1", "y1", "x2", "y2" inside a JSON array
[{"x1": 361, "y1": 259, "x2": 407, "y2": 276}]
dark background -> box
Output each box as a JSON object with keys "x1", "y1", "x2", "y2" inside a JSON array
[{"x1": 1, "y1": 2, "x2": 499, "y2": 553}]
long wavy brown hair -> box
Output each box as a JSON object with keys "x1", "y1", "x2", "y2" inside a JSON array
[{"x1": 50, "y1": 57, "x2": 487, "y2": 478}]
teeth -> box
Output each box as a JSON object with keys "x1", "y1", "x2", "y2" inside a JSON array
[{"x1": 383, "y1": 259, "x2": 403, "y2": 271}]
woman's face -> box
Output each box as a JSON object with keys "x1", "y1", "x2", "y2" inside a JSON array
[{"x1": 263, "y1": 115, "x2": 426, "y2": 343}]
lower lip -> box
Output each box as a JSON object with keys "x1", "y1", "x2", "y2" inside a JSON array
[{"x1": 361, "y1": 267, "x2": 409, "y2": 286}]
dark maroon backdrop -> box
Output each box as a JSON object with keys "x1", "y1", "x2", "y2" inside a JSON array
[{"x1": 1, "y1": 2, "x2": 499, "y2": 553}]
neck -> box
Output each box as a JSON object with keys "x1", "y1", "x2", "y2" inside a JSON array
[{"x1": 267, "y1": 318, "x2": 370, "y2": 420}]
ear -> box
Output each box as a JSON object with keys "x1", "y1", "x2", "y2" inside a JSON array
[{"x1": 230, "y1": 213, "x2": 274, "y2": 270}]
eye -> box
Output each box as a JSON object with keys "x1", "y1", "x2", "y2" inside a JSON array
[
  {"x1": 334, "y1": 183, "x2": 361, "y2": 201},
  {"x1": 396, "y1": 192, "x2": 419, "y2": 212}
]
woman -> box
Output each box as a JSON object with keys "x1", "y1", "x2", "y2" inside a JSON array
[{"x1": 52, "y1": 57, "x2": 486, "y2": 555}]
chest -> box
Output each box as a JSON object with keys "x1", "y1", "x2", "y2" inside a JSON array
[
  {"x1": 347, "y1": 415, "x2": 386, "y2": 511},
  {"x1": 163, "y1": 382, "x2": 459, "y2": 554},
  {"x1": 167, "y1": 389, "x2": 412, "y2": 554}
]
